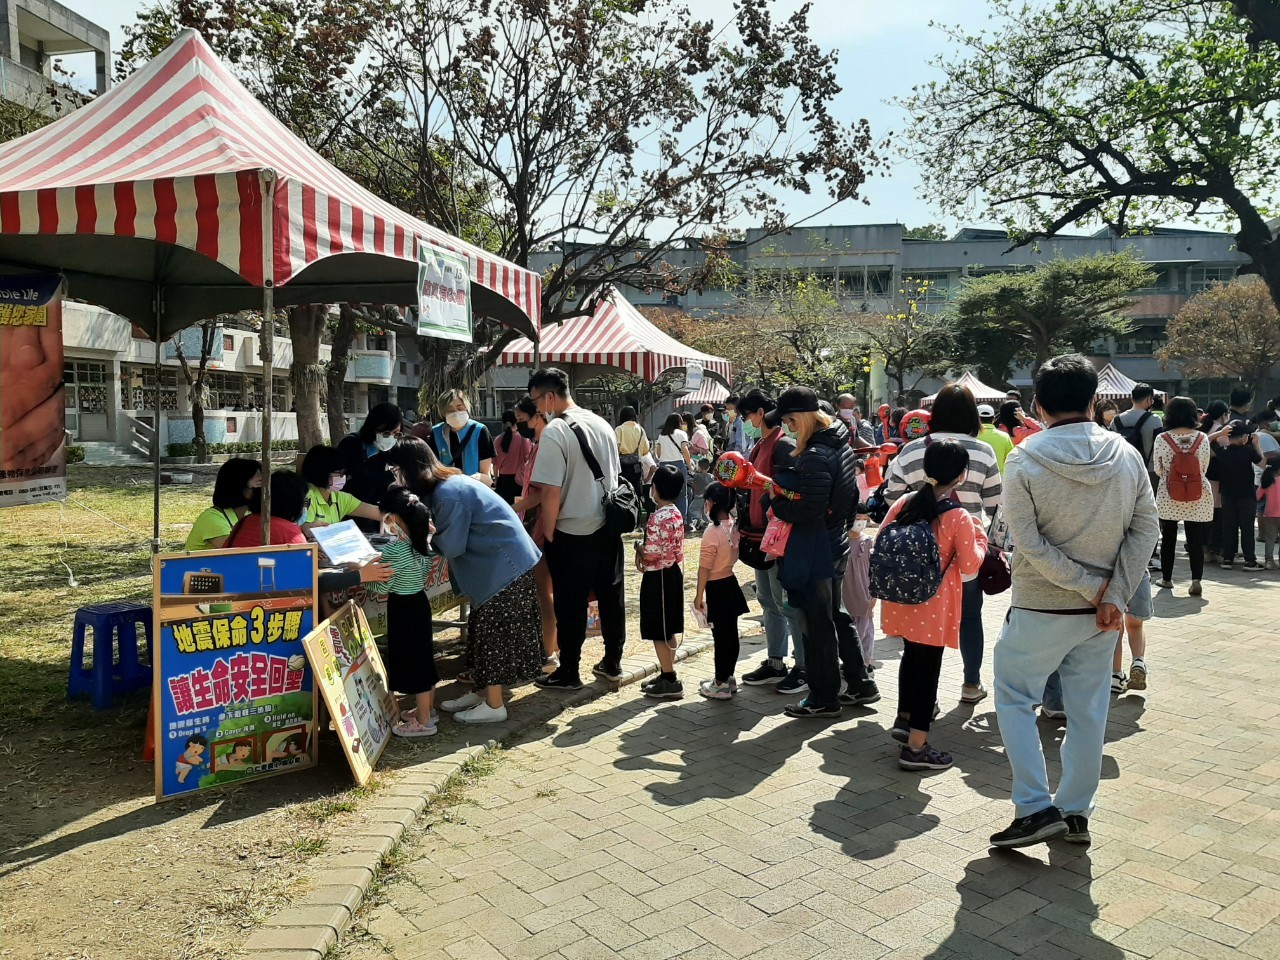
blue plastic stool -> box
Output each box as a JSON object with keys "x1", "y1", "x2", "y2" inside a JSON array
[{"x1": 68, "y1": 601, "x2": 153, "y2": 709}]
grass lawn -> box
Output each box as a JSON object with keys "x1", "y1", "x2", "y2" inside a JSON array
[{"x1": 0, "y1": 464, "x2": 213, "y2": 726}]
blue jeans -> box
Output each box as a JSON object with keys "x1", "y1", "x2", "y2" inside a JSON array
[
  {"x1": 960, "y1": 577, "x2": 984, "y2": 686},
  {"x1": 660, "y1": 460, "x2": 690, "y2": 526},
  {"x1": 754, "y1": 564, "x2": 805, "y2": 668},
  {"x1": 994, "y1": 609, "x2": 1115, "y2": 818}
]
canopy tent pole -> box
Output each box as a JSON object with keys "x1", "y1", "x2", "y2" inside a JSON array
[
  {"x1": 151, "y1": 286, "x2": 163, "y2": 554},
  {"x1": 259, "y1": 171, "x2": 277, "y2": 544}
]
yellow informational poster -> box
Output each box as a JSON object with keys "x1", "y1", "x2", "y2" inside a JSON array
[{"x1": 303, "y1": 601, "x2": 398, "y2": 785}]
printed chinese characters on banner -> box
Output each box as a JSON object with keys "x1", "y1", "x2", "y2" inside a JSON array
[
  {"x1": 0, "y1": 274, "x2": 66, "y2": 506},
  {"x1": 153, "y1": 544, "x2": 318, "y2": 801},
  {"x1": 416, "y1": 240, "x2": 472, "y2": 342}
]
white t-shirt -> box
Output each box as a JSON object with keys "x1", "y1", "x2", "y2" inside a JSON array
[
  {"x1": 654, "y1": 430, "x2": 689, "y2": 463},
  {"x1": 530, "y1": 406, "x2": 621, "y2": 537},
  {"x1": 1256, "y1": 430, "x2": 1279, "y2": 483}
]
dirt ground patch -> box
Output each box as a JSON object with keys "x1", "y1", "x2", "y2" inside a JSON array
[{"x1": 0, "y1": 465, "x2": 748, "y2": 960}]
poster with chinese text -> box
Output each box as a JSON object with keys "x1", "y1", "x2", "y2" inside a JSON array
[
  {"x1": 303, "y1": 602, "x2": 398, "y2": 785},
  {"x1": 416, "y1": 240, "x2": 472, "y2": 342},
  {"x1": 0, "y1": 274, "x2": 66, "y2": 506},
  {"x1": 153, "y1": 544, "x2": 318, "y2": 801}
]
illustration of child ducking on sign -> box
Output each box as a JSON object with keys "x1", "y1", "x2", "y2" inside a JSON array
[
  {"x1": 219, "y1": 738, "x2": 256, "y2": 771},
  {"x1": 175, "y1": 733, "x2": 208, "y2": 783}
]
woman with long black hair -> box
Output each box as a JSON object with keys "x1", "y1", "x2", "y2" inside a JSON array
[
  {"x1": 654, "y1": 412, "x2": 693, "y2": 527},
  {"x1": 336, "y1": 401, "x2": 403, "y2": 529}
]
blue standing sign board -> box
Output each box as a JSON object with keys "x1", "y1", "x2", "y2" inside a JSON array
[{"x1": 153, "y1": 544, "x2": 318, "y2": 801}]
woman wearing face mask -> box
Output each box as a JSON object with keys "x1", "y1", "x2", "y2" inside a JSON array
[
  {"x1": 511, "y1": 397, "x2": 559, "y2": 671},
  {"x1": 768, "y1": 387, "x2": 879, "y2": 719},
  {"x1": 384, "y1": 436, "x2": 543, "y2": 724},
  {"x1": 300, "y1": 445, "x2": 384, "y2": 533},
  {"x1": 493, "y1": 409, "x2": 533, "y2": 505},
  {"x1": 336, "y1": 401, "x2": 404, "y2": 529},
  {"x1": 186, "y1": 457, "x2": 263, "y2": 550},
  {"x1": 428, "y1": 389, "x2": 495, "y2": 486}
]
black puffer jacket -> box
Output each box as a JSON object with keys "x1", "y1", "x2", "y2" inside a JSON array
[{"x1": 770, "y1": 419, "x2": 859, "y2": 534}]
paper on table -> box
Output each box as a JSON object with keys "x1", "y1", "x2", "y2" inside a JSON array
[{"x1": 311, "y1": 520, "x2": 379, "y2": 566}]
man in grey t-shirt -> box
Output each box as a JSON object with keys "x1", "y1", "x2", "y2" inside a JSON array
[{"x1": 529, "y1": 367, "x2": 627, "y2": 691}]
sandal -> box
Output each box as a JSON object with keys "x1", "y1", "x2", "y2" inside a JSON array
[{"x1": 392, "y1": 719, "x2": 438, "y2": 738}]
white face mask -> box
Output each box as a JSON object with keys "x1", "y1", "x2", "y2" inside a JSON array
[
  {"x1": 445, "y1": 411, "x2": 469, "y2": 430},
  {"x1": 373, "y1": 433, "x2": 397, "y2": 452},
  {"x1": 853, "y1": 519, "x2": 868, "y2": 533},
  {"x1": 329, "y1": 475, "x2": 346, "y2": 492},
  {"x1": 839, "y1": 408, "x2": 855, "y2": 421}
]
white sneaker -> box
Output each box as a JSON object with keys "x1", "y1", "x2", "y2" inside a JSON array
[
  {"x1": 455, "y1": 701, "x2": 508, "y2": 724},
  {"x1": 441, "y1": 691, "x2": 483, "y2": 712}
]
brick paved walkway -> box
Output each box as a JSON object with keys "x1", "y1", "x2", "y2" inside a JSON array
[{"x1": 338, "y1": 568, "x2": 1280, "y2": 960}]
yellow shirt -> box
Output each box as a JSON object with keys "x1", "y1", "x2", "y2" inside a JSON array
[
  {"x1": 306, "y1": 486, "x2": 363, "y2": 525},
  {"x1": 616, "y1": 421, "x2": 650, "y2": 457}
]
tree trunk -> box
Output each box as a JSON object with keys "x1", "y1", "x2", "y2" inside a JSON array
[
  {"x1": 192, "y1": 401, "x2": 207, "y2": 463},
  {"x1": 327, "y1": 304, "x2": 359, "y2": 444},
  {"x1": 288, "y1": 304, "x2": 327, "y2": 451}
]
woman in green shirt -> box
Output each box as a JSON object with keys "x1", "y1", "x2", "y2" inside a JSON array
[
  {"x1": 185, "y1": 458, "x2": 262, "y2": 551},
  {"x1": 301, "y1": 445, "x2": 383, "y2": 531}
]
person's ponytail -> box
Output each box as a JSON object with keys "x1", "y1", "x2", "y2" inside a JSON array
[{"x1": 895, "y1": 439, "x2": 970, "y2": 527}]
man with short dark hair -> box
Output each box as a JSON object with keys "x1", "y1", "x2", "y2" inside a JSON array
[
  {"x1": 527, "y1": 368, "x2": 627, "y2": 691},
  {"x1": 990, "y1": 354, "x2": 1158, "y2": 848},
  {"x1": 1230, "y1": 386, "x2": 1254, "y2": 418},
  {"x1": 1111, "y1": 384, "x2": 1161, "y2": 469}
]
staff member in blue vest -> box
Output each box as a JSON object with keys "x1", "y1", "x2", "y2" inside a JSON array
[{"x1": 428, "y1": 389, "x2": 496, "y2": 486}]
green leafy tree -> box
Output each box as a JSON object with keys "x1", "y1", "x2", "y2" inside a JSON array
[
  {"x1": 902, "y1": 224, "x2": 949, "y2": 241},
  {"x1": 854, "y1": 277, "x2": 957, "y2": 398},
  {"x1": 950, "y1": 252, "x2": 1154, "y2": 379},
  {"x1": 1157, "y1": 276, "x2": 1280, "y2": 398},
  {"x1": 900, "y1": 1, "x2": 1280, "y2": 312}
]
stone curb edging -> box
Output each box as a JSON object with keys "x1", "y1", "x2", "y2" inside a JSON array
[{"x1": 238, "y1": 636, "x2": 716, "y2": 960}]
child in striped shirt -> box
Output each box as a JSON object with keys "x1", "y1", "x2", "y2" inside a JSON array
[{"x1": 372, "y1": 486, "x2": 439, "y2": 737}]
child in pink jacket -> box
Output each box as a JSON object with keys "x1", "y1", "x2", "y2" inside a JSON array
[
  {"x1": 1259, "y1": 464, "x2": 1280, "y2": 568},
  {"x1": 878, "y1": 439, "x2": 987, "y2": 771}
]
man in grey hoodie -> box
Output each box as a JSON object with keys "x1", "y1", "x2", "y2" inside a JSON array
[{"x1": 990, "y1": 355, "x2": 1159, "y2": 849}]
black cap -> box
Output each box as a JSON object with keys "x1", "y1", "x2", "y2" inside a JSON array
[{"x1": 775, "y1": 386, "x2": 820, "y2": 417}]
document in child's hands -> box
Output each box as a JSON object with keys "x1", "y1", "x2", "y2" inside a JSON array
[{"x1": 311, "y1": 520, "x2": 379, "y2": 566}]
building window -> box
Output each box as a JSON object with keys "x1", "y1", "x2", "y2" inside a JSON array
[
  {"x1": 1186, "y1": 266, "x2": 1236, "y2": 293},
  {"x1": 121, "y1": 366, "x2": 179, "y2": 411},
  {"x1": 400, "y1": 361, "x2": 407, "y2": 375},
  {"x1": 1114, "y1": 324, "x2": 1168, "y2": 356},
  {"x1": 908, "y1": 273, "x2": 954, "y2": 300},
  {"x1": 1134, "y1": 267, "x2": 1172, "y2": 295},
  {"x1": 223, "y1": 334, "x2": 235, "y2": 352},
  {"x1": 370, "y1": 336, "x2": 389, "y2": 351}
]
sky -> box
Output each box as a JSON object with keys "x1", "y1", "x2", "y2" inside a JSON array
[{"x1": 57, "y1": 0, "x2": 1196, "y2": 237}]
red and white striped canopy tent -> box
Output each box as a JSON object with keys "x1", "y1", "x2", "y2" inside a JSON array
[
  {"x1": 924, "y1": 372, "x2": 1007, "y2": 404},
  {"x1": 1095, "y1": 363, "x2": 1166, "y2": 402},
  {"x1": 0, "y1": 29, "x2": 541, "y2": 339},
  {"x1": 499, "y1": 287, "x2": 731, "y2": 384},
  {"x1": 676, "y1": 379, "x2": 730, "y2": 407}
]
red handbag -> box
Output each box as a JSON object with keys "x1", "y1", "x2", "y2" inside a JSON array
[{"x1": 760, "y1": 510, "x2": 792, "y2": 558}]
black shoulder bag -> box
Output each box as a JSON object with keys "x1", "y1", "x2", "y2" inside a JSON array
[{"x1": 567, "y1": 420, "x2": 642, "y2": 536}]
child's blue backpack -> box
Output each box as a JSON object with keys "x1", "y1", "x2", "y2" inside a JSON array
[{"x1": 869, "y1": 499, "x2": 960, "y2": 605}]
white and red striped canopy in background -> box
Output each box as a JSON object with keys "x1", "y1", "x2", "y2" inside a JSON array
[
  {"x1": 499, "y1": 287, "x2": 731, "y2": 384},
  {"x1": 677, "y1": 379, "x2": 730, "y2": 407},
  {"x1": 0, "y1": 29, "x2": 540, "y2": 339},
  {"x1": 923, "y1": 371, "x2": 1008, "y2": 404},
  {"x1": 1095, "y1": 363, "x2": 1166, "y2": 402}
]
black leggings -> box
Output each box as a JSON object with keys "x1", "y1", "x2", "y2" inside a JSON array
[
  {"x1": 1160, "y1": 518, "x2": 1209, "y2": 581},
  {"x1": 897, "y1": 640, "x2": 945, "y2": 734},
  {"x1": 705, "y1": 576, "x2": 747, "y2": 682}
]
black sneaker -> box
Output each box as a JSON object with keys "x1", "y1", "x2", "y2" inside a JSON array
[
  {"x1": 838, "y1": 682, "x2": 881, "y2": 706},
  {"x1": 742, "y1": 659, "x2": 788, "y2": 685},
  {"x1": 642, "y1": 676, "x2": 684, "y2": 700},
  {"x1": 1063, "y1": 814, "x2": 1091, "y2": 844},
  {"x1": 592, "y1": 660, "x2": 624, "y2": 682},
  {"x1": 535, "y1": 671, "x2": 584, "y2": 691},
  {"x1": 783, "y1": 698, "x2": 841, "y2": 719},
  {"x1": 890, "y1": 716, "x2": 910, "y2": 743},
  {"x1": 899, "y1": 743, "x2": 954, "y2": 771},
  {"x1": 776, "y1": 667, "x2": 809, "y2": 695},
  {"x1": 990, "y1": 806, "x2": 1068, "y2": 848}
]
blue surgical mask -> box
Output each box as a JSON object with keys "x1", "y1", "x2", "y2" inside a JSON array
[
  {"x1": 297, "y1": 510, "x2": 308, "y2": 526},
  {"x1": 783, "y1": 425, "x2": 797, "y2": 440}
]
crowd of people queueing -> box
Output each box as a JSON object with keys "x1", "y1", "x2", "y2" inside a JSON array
[{"x1": 182, "y1": 360, "x2": 1279, "y2": 850}]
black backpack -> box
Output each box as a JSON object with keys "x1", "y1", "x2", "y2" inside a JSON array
[
  {"x1": 567, "y1": 420, "x2": 641, "y2": 536},
  {"x1": 1115, "y1": 410, "x2": 1154, "y2": 464}
]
